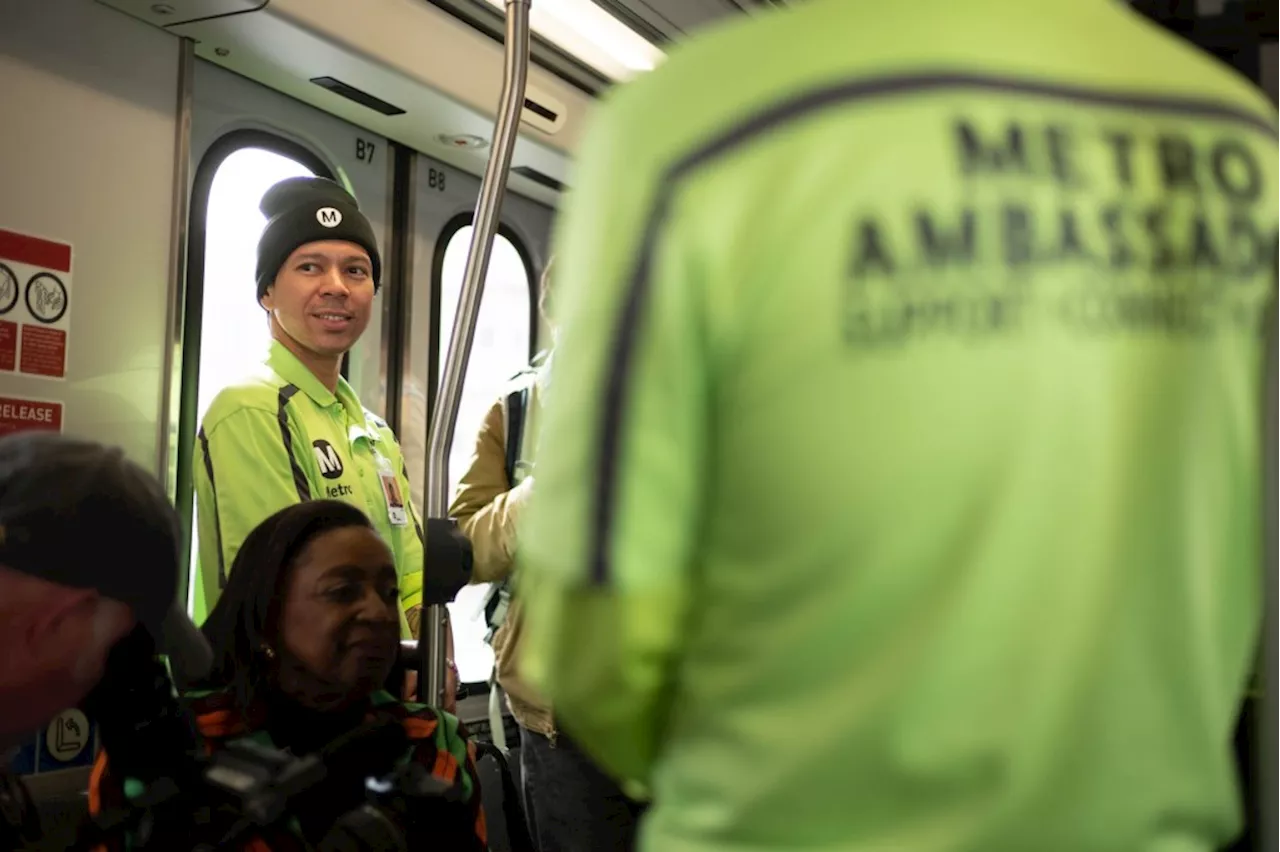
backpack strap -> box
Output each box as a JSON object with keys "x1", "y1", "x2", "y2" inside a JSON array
[
  {"x1": 483, "y1": 380, "x2": 521, "y2": 641},
  {"x1": 503, "y1": 385, "x2": 529, "y2": 487},
  {"x1": 488, "y1": 374, "x2": 534, "y2": 753},
  {"x1": 488, "y1": 671, "x2": 508, "y2": 753}
]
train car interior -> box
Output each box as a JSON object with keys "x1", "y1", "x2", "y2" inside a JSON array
[{"x1": 1, "y1": 0, "x2": 1275, "y2": 848}]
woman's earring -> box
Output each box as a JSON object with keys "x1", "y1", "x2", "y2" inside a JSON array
[{"x1": 261, "y1": 643, "x2": 276, "y2": 660}]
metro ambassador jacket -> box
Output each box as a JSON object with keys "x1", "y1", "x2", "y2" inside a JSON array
[{"x1": 193, "y1": 340, "x2": 425, "y2": 637}]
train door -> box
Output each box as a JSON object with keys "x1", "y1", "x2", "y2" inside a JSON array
[
  {"x1": 176, "y1": 60, "x2": 395, "y2": 621},
  {"x1": 399, "y1": 152, "x2": 555, "y2": 700}
]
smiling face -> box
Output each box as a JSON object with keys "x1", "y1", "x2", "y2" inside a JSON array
[
  {"x1": 261, "y1": 241, "x2": 375, "y2": 359},
  {"x1": 274, "y1": 525, "x2": 400, "y2": 709}
]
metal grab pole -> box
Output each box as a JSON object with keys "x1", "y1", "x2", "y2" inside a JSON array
[{"x1": 422, "y1": 0, "x2": 532, "y2": 707}]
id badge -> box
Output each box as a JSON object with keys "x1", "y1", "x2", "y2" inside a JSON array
[{"x1": 378, "y1": 468, "x2": 409, "y2": 527}]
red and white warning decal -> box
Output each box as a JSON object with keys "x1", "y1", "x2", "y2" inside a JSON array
[
  {"x1": 0, "y1": 228, "x2": 72, "y2": 380},
  {"x1": 0, "y1": 395, "x2": 63, "y2": 437}
]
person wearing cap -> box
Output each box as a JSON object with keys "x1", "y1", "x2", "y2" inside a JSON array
[
  {"x1": 191, "y1": 177, "x2": 455, "y2": 697},
  {"x1": 0, "y1": 432, "x2": 209, "y2": 847}
]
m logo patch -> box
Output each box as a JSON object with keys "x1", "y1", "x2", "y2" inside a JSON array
[
  {"x1": 312, "y1": 439, "x2": 344, "y2": 479},
  {"x1": 316, "y1": 207, "x2": 342, "y2": 228}
]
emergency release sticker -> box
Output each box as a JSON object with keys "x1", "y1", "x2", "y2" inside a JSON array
[{"x1": 0, "y1": 395, "x2": 62, "y2": 437}]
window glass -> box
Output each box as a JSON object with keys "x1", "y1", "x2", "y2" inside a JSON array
[
  {"x1": 437, "y1": 226, "x2": 533, "y2": 682},
  {"x1": 187, "y1": 148, "x2": 318, "y2": 614}
]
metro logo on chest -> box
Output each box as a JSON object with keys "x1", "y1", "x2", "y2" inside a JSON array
[
  {"x1": 312, "y1": 438, "x2": 355, "y2": 498},
  {"x1": 312, "y1": 438, "x2": 345, "y2": 478}
]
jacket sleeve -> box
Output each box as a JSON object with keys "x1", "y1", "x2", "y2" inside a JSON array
[
  {"x1": 455, "y1": 720, "x2": 489, "y2": 850},
  {"x1": 515, "y1": 85, "x2": 707, "y2": 788},
  {"x1": 405, "y1": 712, "x2": 488, "y2": 851},
  {"x1": 448, "y1": 398, "x2": 533, "y2": 584},
  {"x1": 194, "y1": 408, "x2": 311, "y2": 620}
]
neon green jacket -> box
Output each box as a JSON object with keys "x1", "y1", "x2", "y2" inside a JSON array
[
  {"x1": 516, "y1": 0, "x2": 1279, "y2": 849},
  {"x1": 194, "y1": 340, "x2": 425, "y2": 636}
]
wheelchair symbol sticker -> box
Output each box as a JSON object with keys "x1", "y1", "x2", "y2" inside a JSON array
[{"x1": 45, "y1": 709, "x2": 89, "y2": 762}]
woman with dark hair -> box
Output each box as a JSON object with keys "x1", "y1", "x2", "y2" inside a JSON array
[{"x1": 89, "y1": 500, "x2": 487, "y2": 850}]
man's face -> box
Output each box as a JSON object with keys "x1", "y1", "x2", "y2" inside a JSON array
[
  {"x1": 260, "y1": 241, "x2": 376, "y2": 359},
  {"x1": 0, "y1": 570, "x2": 134, "y2": 749}
]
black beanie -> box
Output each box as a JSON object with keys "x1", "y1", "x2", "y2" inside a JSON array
[{"x1": 255, "y1": 176, "x2": 381, "y2": 300}]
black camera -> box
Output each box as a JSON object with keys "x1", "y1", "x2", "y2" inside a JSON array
[{"x1": 71, "y1": 626, "x2": 454, "y2": 851}]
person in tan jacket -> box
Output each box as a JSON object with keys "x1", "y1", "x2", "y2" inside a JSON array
[{"x1": 449, "y1": 259, "x2": 642, "y2": 852}]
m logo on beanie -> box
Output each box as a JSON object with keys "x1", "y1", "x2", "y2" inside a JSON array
[{"x1": 255, "y1": 177, "x2": 383, "y2": 297}]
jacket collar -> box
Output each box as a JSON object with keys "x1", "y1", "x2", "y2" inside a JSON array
[{"x1": 267, "y1": 339, "x2": 367, "y2": 428}]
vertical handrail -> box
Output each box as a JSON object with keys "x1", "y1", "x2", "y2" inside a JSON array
[
  {"x1": 421, "y1": 0, "x2": 532, "y2": 707},
  {"x1": 161, "y1": 37, "x2": 194, "y2": 494}
]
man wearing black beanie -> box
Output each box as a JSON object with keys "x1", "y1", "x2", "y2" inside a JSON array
[{"x1": 190, "y1": 176, "x2": 455, "y2": 706}]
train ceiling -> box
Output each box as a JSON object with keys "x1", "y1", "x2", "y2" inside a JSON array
[
  {"x1": 586, "y1": 0, "x2": 794, "y2": 44},
  {"x1": 589, "y1": 0, "x2": 1274, "y2": 101}
]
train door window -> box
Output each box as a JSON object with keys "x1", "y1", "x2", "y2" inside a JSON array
[
  {"x1": 185, "y1": 143, "x2": 326, "y2": 616},
  {"x1": 198, "y1": 149, "x2": 316, "y2": 418},
  {"x1": 436, "y1": 223, "x2": 534, "y2": 683}
]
